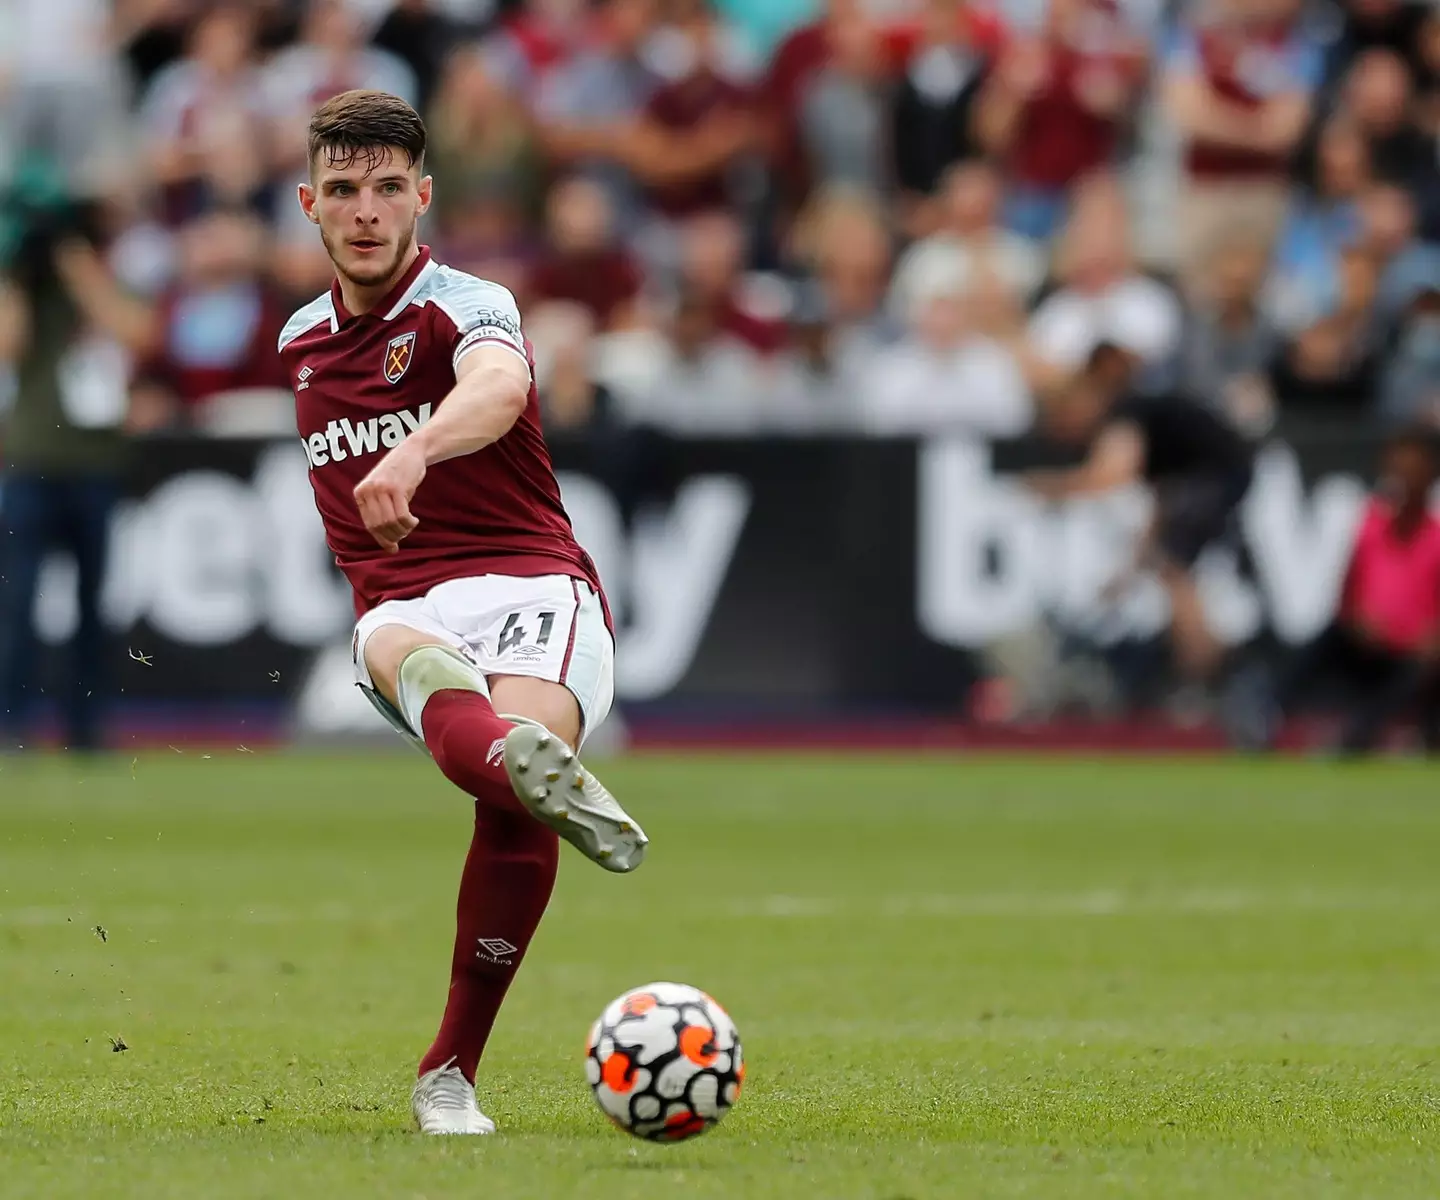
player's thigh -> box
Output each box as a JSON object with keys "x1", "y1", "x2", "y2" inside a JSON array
[{"x1": 353, "y1": 597, "x2": 469, "y2": 709}]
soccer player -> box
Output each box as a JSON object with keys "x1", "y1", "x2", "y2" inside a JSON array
[
  {"x1": 1025, "y1": 342, "x2": 1255, "y2": 691},
  {"x1": 277, "y1": 90, "x2": 648, "y2": 1135}
]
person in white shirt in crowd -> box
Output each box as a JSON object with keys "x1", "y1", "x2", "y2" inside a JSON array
[
  {"x1": 792, "y1": 185, "x2": 901, "y2": 377},
  {"x1": 1027, "y1": 172, "x2": 1183, "y2": 392},
  {"x1": 890, "y1": 159, "x2": 1045, "y2": 323},
  {"x1": 858, "y1": 239, "x2": 1033, "y2": 437}
]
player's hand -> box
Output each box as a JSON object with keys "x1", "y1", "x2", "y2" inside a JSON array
[{"x1": 354, "y1": 440, "x2": 426, "y2": 554}]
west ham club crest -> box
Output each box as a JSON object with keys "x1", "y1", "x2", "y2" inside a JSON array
[{"x1": 384, "y1": 331, "x2": 417, "y2": 384}]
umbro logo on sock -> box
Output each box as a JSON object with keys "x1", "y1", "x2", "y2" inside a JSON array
[
  {"x1": 486, "y1": 737, "x2": 506, "y2": 767},
  {"x1": 476, "y1": 937, "x2": 518, "y2": 964}
]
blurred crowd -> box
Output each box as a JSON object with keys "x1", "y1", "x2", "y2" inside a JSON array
[{"x1": 2, "y1": 0, "x2": 1440, "y2": 448}]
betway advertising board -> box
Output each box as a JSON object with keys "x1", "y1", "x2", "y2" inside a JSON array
[{"x1": 25, "y1": 430, "x2": 1381, "y2": 728}]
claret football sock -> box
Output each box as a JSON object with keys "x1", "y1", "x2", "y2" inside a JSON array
[
  {"x1": 398, "y1": 645, "x2": 561, "y2": 1085},
  {"x1": 418, "y1": 800, "x2": 560, "y2": 1083},
  {"x1": 398, "y1": 646, "x2": 523, "y2": 813}
]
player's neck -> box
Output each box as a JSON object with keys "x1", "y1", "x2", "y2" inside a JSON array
[{"x1": 337, "y1": 243, "x2": 421, "y2": 317}]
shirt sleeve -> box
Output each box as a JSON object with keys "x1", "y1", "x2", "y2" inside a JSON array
[{"x1": 432, "y1": 270, "x2": 532, "y2": 380}]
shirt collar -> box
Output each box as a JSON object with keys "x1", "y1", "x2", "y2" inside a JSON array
[{"x1": 330, "y1": 245, "x2": 436, "y2": 326}]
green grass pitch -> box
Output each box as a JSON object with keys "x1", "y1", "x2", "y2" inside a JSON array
[{"x1": 2, "y1": 751, "x2": 1438, "y2": 1198}]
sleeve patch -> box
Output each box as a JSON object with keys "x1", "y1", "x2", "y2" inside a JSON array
[{"x1": 471, "y1": 306, "x2": 523, "y2": 343}]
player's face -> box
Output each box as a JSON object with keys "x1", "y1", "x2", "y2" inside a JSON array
[{"x1": 300, "y1": 146, "x2": 432, "y2": 290}]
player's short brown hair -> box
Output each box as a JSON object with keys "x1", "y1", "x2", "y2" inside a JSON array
[{"x1": 307, "y1": 90, "x2": 427, "y2": 175}]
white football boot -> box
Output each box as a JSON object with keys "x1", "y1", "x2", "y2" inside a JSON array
[
  {"x1": 411, "y1": 1058, "x2": 497, "y2": 1135},
  {"x1": 502, "y1": 718, "x2": 648, "y2": 873}
]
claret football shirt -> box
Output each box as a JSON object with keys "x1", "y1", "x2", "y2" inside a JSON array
[{"x1": 278, "y1": 247, "x2": 604, "y2": 617}]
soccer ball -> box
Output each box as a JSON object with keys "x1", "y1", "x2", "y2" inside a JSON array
[{"x1": 585, "y1": 982, "x2": 744, "y2": 1141}]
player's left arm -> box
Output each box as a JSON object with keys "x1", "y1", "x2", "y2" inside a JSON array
[{"x1": 1026, "y1": 423, "x2": 1145, "y2": 499}]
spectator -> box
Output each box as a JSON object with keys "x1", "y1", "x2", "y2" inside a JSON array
[
  {"x1": 129, "y1": 208, "x2": 288, "y2": 431},
  {"x1": 2, "y1": 0, "x2": 130, "y2": 189},
  {"x1": 1162, "y1": 0, "x2": 1322, "y2": 297},
  {"x1": 794, "y1": 0, "x2": 891, "y2": 194},
  {"x1": 1335, "y1": 48, "x2": 1431, "y2": 187},
  {"x1": 116, "y1": 0, "x2": 202, "y2": 94},
  {"x1": 618, "y1": 0, "x2": 760, "y2": 269},
  {"x1": 373, "y1": 0, "x2": 492, "y2": 114},
  {"x1": 1027, "y1": 342, "x2": 1255, "y2": 694},
  {"x1": 1234, "y1": 427, "x2": 1440, "y2": 754},
  {"x1": 1027, "y1": 174, "x2": 1182, "y2": 390},
  {"x1": 763, "y1": 0, "x2": 904, "y2": 216},
  {"x1": 0, "y1": 169, "x2": 156, "y2": 751},
  {"x1": 890, "y1": 0, "x2": 1001, "y2": 228},
  {"x1": 1178, "y1": 231, "x2": 1281, "y2": 433},
  {"x1": 620, "y1": 286, "x2": 773, "y2": 433},
  {"x1": 1318, "y1": 0, "x2": 1427, "y2": 93},
  {"x1": 857, "y1": 240, "x2": 1033, "y2": 436},
  {"x1": 527, "y1": 175, "x2": 645, "y2": 330},
  {"x1": 890, "y1": 160, "x2": 1045, "y2": 323},
  {"x1": 1268, "y1": 245, "x2": 1383, "y2": 413},
  {"x1": 1266, "y1": 116, "x2": 1371, "y2": 334},
  {"x1": 537, "y1": 302, "x2": 678, "y2": 519},
  {"x1": 976, "y1": 0, "x2": 1148, "y2": 242},
  {"x1": 483, "y1": 0, "x2": 593, "y2": 99},
  {"x1": 790, "y1": 186, "x2": 900, "y2": 372},
  {"x1": 264, "y1": 0, "x2": 419, "y2": 176},
  {"x1": 1355, "y1": 183, "x2": 1440, "y2": 328},
  {"x1": 137, "y1": 3, "x2": 273, "y2": 226},
  {"x1": 1415, "y1": 8, "x2": 1440, "y2": 137},
  {"x1": 673, "y1": 210, "x2": 788, "y2": 353},
  {"x1": 426, "y1": 48, "x2": 546, "y2": 228},
  {"x1": 1410, "y1": 11, "x2": 1440, "y2": 238},
  {"x1": 1380, "y1": 285, "x2": 1440, "y2": 428},
  {"x1": 764, "y1": 278, "x2": 853, "y2": 433},
  {"x1": 533, "y1": 0, "x2": 662, "y2": 234}
]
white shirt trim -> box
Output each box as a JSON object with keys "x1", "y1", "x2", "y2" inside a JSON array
[{"x1": 384, "y1": 257, "x2": 440, "y2": 321}]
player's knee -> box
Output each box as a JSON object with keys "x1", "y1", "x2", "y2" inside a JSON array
[
  {"x1": 490, "y1": 676, "x2": 583, "y2": 746},
  {"x1": 363, "y1": 624, "x2": 455, "y2": 706}
]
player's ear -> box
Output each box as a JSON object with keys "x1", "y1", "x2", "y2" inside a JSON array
[
  {"x1": 416, "y1": 174, "x2": 433, "y2": 218},
  {"x1": 298, "y1": 182, "x2": 320, "y2": 225}
]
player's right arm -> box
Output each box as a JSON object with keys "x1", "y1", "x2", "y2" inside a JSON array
[
  {"x1": 352, "y1": 344, "x2": 531, "y2": 554},
  {"x1": 410, "y1": 345, "x2": 531, "y2": 466}
]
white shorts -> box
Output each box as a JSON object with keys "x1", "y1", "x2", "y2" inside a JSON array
[{"x1": 352, "y1": 573, "x2": 615, "y2": 747}]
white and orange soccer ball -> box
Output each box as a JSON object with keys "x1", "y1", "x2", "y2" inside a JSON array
[{"x1": 585, "y1": 982, "x2": 745, "y2": 1142}]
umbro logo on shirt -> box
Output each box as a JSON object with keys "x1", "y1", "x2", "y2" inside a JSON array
[
  {"x1": 300, "y1": 403, "x2": 432, "y2": 468},
  {"x1": 296, "y1": 365, "x2": 314, "y2": 391}
]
